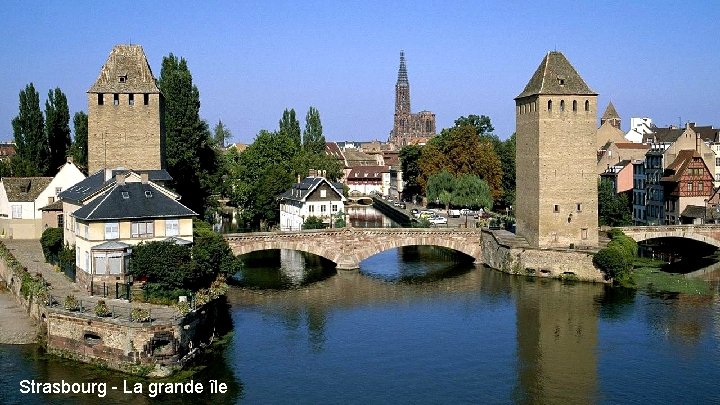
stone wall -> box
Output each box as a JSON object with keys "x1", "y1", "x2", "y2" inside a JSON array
[{"x1": 481, "y1": 229, "x2": 605, "y2": 282}]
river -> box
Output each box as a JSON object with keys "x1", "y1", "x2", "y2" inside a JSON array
[{"x1": 3, "y1": 225, "x2": 720, "y2": 403}]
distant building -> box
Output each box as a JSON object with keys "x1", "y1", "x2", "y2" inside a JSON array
[
  {"x1": 389, "y1": 51, "x2": 436, "y2": 147},
  {"x1": 625, "y1": 117, "x2": 653, "y2": 143},
  {"x1": 0, "y1": 158, "x2": 85, "y2": 239},
  {"x1": 346, "y1": 166, "x2": 391, "y2": 196},
  {"x1": 0, "y1": 143, "x2": 16, "y2": 161},
  {"x1": 660, "y1": 150, "x2": 713, "y2": 224},
  {"x1": 597, "y1": 141, "x2": 650, "y2": 175},
  {"x1": 278, "y1": 175, "x2": 345, "y2": 231},
  {"x1": 87, "y1": 44, "x2": 164, "y2": 173},
  {"x1": 515, "y1": 51, "x2": 598, "y2": 248},
  {"x1": 596, "y1": 102, "x2": 625, "y2": 149}
]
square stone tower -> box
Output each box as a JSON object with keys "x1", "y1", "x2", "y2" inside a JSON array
[
  {"x1": 87, "y1": 45, "x2": 164, "y2": 173},
  {"x1": 514, "y1": 51, "x2": 598, "y2": 248}
]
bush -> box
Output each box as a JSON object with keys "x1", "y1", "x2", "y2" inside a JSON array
[
  {"x1": 40, "y1": 228, "x2": 64, "y2": 263},
  {"x1": 94, "y1": 300, "x2": 110, "y2": 317},
  {"x1": 302, "y1": 216, "x2": 325, "y2": 230},
  {"x1": 130, "y1": 307, "x2": 150, "y2": 322},
  {"x1": 64, "y1": 295, "x2": 78, "y2": 311},
  {"x1": 593, "y1": 247, "x2": 632, "y2": 284}
]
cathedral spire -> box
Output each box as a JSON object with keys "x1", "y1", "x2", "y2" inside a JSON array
[{"x1": 397, "y1": 50, "x2": 408, "y2": 85}]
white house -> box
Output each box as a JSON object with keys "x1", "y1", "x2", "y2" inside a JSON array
[
  {"x1": 0, "y1": 159, "x2": 86, "y2": 239},
  {"x1": 345, "y1": 165, "x2": 391, "y2": 196},
  {"x1": 279, "y1": 176, "x2": 345, "y2": 231}
]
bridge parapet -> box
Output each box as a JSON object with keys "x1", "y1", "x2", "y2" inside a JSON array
[{"x1": 616, "y1": 225, "x2": 720, "y2": 247}]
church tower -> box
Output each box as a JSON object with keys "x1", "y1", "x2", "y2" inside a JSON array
[
  {"x1": 87, "y1": 45, "x2": 164, "y2": 173},
  {"x1": 393, "y1": 51, "x2": 411, "y2": 141},
  {"x1": 600, "y1": 101, "x2": 621, "y2": 130},
  {"x1": 514, "y1": 51, "x2": 598, "y2": 248}
]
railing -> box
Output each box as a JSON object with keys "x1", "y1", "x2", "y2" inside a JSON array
[{"x1": 43, "y1": 295, "x2": 163, "y2": 324}]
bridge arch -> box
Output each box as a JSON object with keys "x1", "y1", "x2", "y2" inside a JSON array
[
  {"x1": 618, "y1": 226, "x2": 720, "y2": 249},
  {"x1": 225, "y1": 228, "x2": 484, "y2": 270}
]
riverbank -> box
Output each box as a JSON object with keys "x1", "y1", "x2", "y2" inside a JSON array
[{"x1": 0, "y1": 288, "x2": 37, "y2": 344}]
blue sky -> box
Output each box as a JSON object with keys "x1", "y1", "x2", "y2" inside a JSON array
[{"x1": 2, "y1": 1, "x2": 719, "y2": 143}]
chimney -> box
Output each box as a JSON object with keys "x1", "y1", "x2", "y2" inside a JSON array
[
  {"x1": 309, "y1": 169, "x2": 317, "y2": 177},
  {"x1": 141, "y1": 173, "x2": 149, "y2": 184},
  {"x1": 115, "y1": 174, "x2": 125, "y2": 185},
  {"x1": 297, "y1": 174, "x2": 301, "y2": 183},
  {"x1": 321, "y1": 170, "x2": 326, "y2": 178},
  {"x1": 66, "y1": 156, "x2": 73, "y2": 164},
  {"x1": 105, "y1": 168, "x2": 113, "y2": 181}
]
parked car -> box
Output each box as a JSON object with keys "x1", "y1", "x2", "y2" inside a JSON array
[
  {"x1": 398, "y1": 203, "x2": 406, "y2": 209},
  {"x1": 428, "y1": 216, "x2": 448, "y2": 225},
  {"x1": 393, "y1": 201, "x2": 402, "y2": 207},
  {"x1": 449, "y1": 209, "x2": 461, "y2": 218},
  {"x1": 419, "y1": 210, "x2": 435, "y2": 219}
]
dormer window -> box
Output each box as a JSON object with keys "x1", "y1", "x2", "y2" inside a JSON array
[
  {"x1": 145, "y1": 191, "x2": 153, "y2": 198},
  {"x1": 118, "y1": 75, "x2": 127, "y2": 83},
  {"x1": 121, "y1": 191, "x2": 130, "y2": 199},
  {"x1": 557, "y1": 75, "x2": 566, "y2": 86}
]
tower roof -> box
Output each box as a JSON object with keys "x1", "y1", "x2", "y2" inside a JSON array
[
  {"x1": 515, "y1": 51, "x2": 596, "y2": 99},
  {"x1": 397, "y1": 50, "x2": 408, "y2": 86},
  {"x1": 602, "y1": 101, "x2": 620, "y2": 120},
  {"x1": 89, "y1": 45, "x2": 160, "y2": 94}
]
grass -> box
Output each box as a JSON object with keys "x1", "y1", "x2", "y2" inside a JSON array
[{"x1": 630, "y1": 257, "x2": 710, "y2": 295}]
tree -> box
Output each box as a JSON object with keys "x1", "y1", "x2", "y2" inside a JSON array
[
  {"x1": 190, "y1": 220, "x2": 241, "y2": 287},
  {"x1": 279, "y1": 108, "x2": 301, "y2": 149},
  {"x1": 302, "y1": 106, "x2": 325, "y2": 154},
  {"x1": 497, "y1": 133, "x2": 516, "y2": 208},
  {"x1": 451, "y1": 174, "x2": 493, "y2": 209},
  {"x1": 70, "y1": 111, "x2": 88, "y2": 171},
  {"x1": 45, "y1": 88, "x2": 71, "y2": 175},
  {"x1": 598, "y1": 179, "x2": 632, "y2": 226},
  {"x1": 129, "y1": 241, "x2": 193, "y2": 290},
  {"x1": 158, "y1": 53, "x2": 221, "y2": 217},
  {"x1": 399, "y1": 144, "x2": 422, "y2": 201},
  {"x1": 302, "y1": 216, "x2": 325, "y2": 229},
  {"x1": 454, "y1": 114, "x2": 494, "y2": 137},
  {"x1": 418, "y1": 125, "x2": 503, "y2": 201},
  {"x1": 213, "y1": 120, "x2": 232, "y2": 148},
  {"x1": 426, "y1": 170, "x2": 455, "y2": 207},
  {"x1": 11, "y1": 83, "x2": 46, "y2": 176}
]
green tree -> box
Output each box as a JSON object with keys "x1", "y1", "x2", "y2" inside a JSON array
[
  {"x1": 426, "y1": 170, "x2": 455, "y2": 207},
  {"x1": 189, "y1": 220, "x2": 241, "y2": 287},
  {"x1": 129, "y1": 241, "x2": 193, "y2": 290},
  {"x1": 158, "y1": 53, "x2": 221, "y2": 217},
  {"x1": 598, "y1": 179, "x2": 632, "y2": 226},
  {"x1": 451, "y1": 174, "x2": 493, "y2": 209},
  {"x1": 279, "y1": 108, "x2": 301, "y2": 149},
  {"x1": 303, "y1": 216, "x2": 325, "y2": 229},
  {"x1": 399, "y1": 144, "x2": 422, "y2": 201},
  {"x1": 454, "y1": 114, "x2": 495, "y2": 137},
  {"x1": 302, "y1": 106, "x2": 325, "y2": 154},
  {"x1": 11, "y1": 83, "x2": 46, "y2": 176},
  {"x1": 498, "y1": 133, "x2": 516, "y2": 208},
  {"x1": 45, "y1": 88, "x2": 71, "y2": 175},
  {"x1": 213, "y1": 120, "x2": 232, "y2": 148},
  {"x1": 70, "y1": 111, "x2": 88, "y2": 171}
]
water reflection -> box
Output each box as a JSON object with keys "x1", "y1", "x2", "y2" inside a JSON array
[
  {"x1": 347, "y1": 206, "x2": 399, "y2": 228},
  {"x1": 234, "y1": 249, "x2": 336, "y2": 289}
]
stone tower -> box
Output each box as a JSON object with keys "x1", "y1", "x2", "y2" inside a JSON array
[
  {"x1": 87, "y1": 45, "x2": 164, "y2": 173},
  {"x1": 600, "y1": 101, "x2": 621, "y2": 130},
  {"x1": 514, "y1": 51, "x2": 598, "y2": 248},
  {"x1": 393, "y1": 51, "x2": 411, "y2": 139}
]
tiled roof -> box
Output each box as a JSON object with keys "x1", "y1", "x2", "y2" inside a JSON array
[
  {"x1": 681, "y1": 205, "x2": 706, "y2": 219},
  {"x1": 516, "y1": 51, "x2": 596, "y2": 99},
  {"x1": 59, "y1": 169, "x2": 172, "y2": 204},
  {"x1": 660, "y1": 150, "x2": 703, "y2": 182},
  {"x1": 279, "y1": 177, "x2": 344, "y2": 203},
  {"x1": 614, "y1": 142, "x2": 650, "y2": 150},
  {"x1": 88, "y1": 45, "x2": 160, "y2": 94},
  {"x1": 325, "y1": 142, "x2": 344, "y2": 160},
  {"x1": 602, "y1": 102, "x2": 620, "y2": 120},
  {"x1": 643, "y1": 127, "x2": 684, "y2": 143},
  {"x1": 2, "y1": 177, "x2": 52, "y2": 202},
  {"x1": 39, "y1": 199, "x2": 64, "y2": 211},
  {"x1": 72, "y1": 181, "x2": 196, "y2": 221},
  {"x1": 91, "y1": 240, "x2": 131, "y2": 250}
]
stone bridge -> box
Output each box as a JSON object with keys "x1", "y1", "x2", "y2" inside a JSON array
[
  {"x1": 618, "y1": 225, "x2": 720, "y2": 247},
  {"x1": 225, "y1": 228, "x2": 484, "y2": 270}
]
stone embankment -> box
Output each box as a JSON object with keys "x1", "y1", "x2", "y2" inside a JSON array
[{"x1": 0, "y1": 240, "x2": 229, "y2": 376}]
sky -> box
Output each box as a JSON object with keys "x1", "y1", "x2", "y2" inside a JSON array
[{"x1": 2, "y1": 1, "x2": 720, "y2": 144}]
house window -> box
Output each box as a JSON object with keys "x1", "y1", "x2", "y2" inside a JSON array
[
  {"x1": 113, "y1": 94, "x2": 119, "y2": 106},
  {"x1": 57, "y1": 214, "x2": 64, "y2": 228},
  {"x1": 129, "y1": 93, "x2": 134, "y2": 106},
  {"x1": 143, "y1": 94, "x2": 149, "y2": 105},
  {"x1": 98, "y1": 93, "x2": 104, "y2": 105},
  {"x1": 547, "y1": 100, "x2": 552, "y2": 111},
  {"x1": 105, "y1": 222, "x2": 119, "y2": 239},
  {"x1": 687, "y1": 182, "x2": 693, "y2": 192},
  {"x1": 55, "y1": 187, "x2": 62, "y2": 195},
  {"x1": 131, "y1": 221, "x2": 154, "y2": 238},
  {"x1": 585, "y1": 100, "x2": 590, "y2": 111},
  {"x1": 332, "y1": 204, "x2": 338, "y2": 212},
  {"x1": 572, "y1": 100, "x2": 577, "y2": 111},
  {"x1": 576, "y1": 203, "x2": 582, "y2": 212},
  {"x1": 560, "y1": 100, "x2": 565, "y2": 111},
  {"x1": 320, "y1": 189, "x2": 327, "y2": 198},
  {"x1": 11, "y1": 205, "x2": 21, "y2": 219},
  {"x1": 698, "y1": 182, "x2": 704, "y2": 192},
  {"x1": 321, "y1": 205, "x2": 327, "y2": 213},
  {"x1": 553, "y1": 204, "x2": 559, "y2": 213},
  {"x1": 716, "y1": 157, "x2": 720, "y2": 166},
  {"x1": 48, "y1": 196, "x2": 55, "y2": 205},
  {"x1": 308, "y1": 205, "x2": 315, "y2": 213},
  {"x1": 581, "y1": 228, "x2": 588, "y2": 240},
  {"x1": 165, "y1": 219, "x2": 179, "y2": 236},
  {"x1": 84, "y1": 224, "x2": 89, "y2": 239}
]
